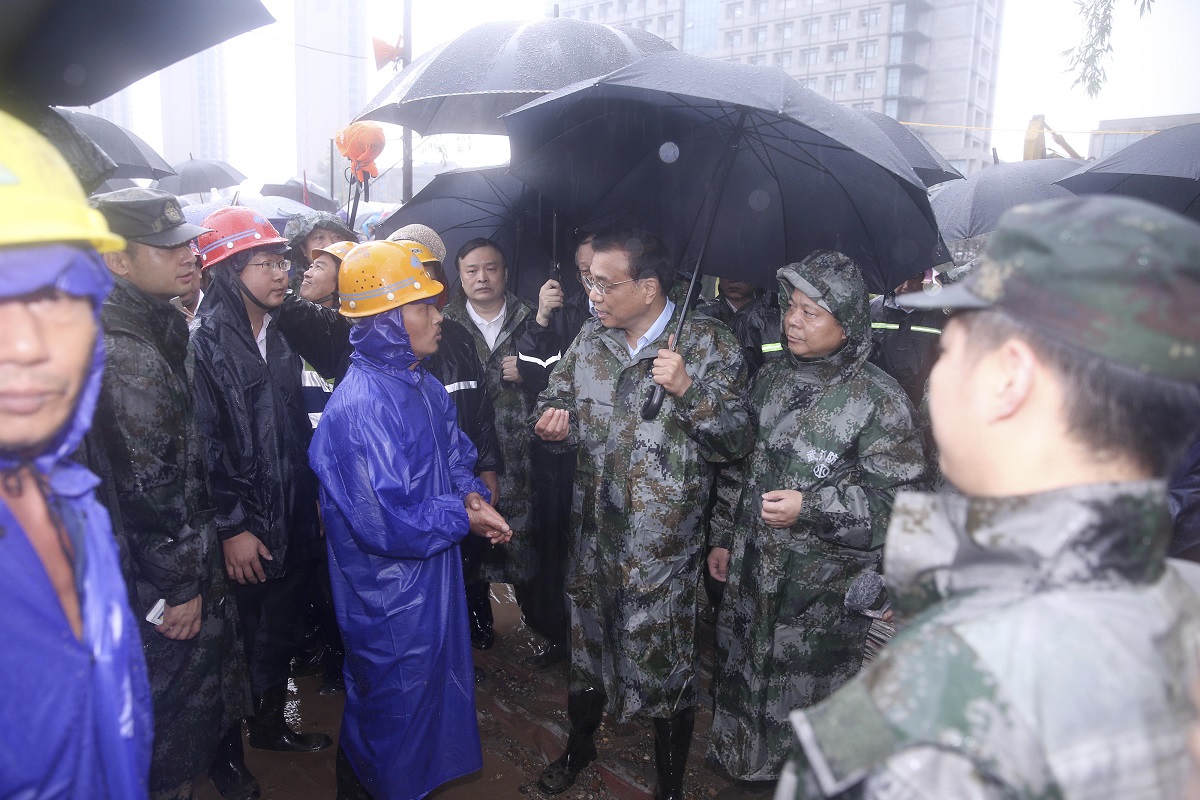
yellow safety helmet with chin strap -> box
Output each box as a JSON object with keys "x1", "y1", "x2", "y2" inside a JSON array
[
  {"x1": 338, "y1": 240, "x2": 444, "y2": 318},
  {"x1": 310, "y1": 240, "x2": 357, "y2": 265},
  {"x1": 0, "y1": 109, "x2": 125, "y2": 253},
  {"x1": 391, "y1": 238, "x2": 438, "y2": 266}
]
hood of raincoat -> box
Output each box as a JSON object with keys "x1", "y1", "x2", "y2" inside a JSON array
[
  {"x1": 349, "y1": 303, "x2": 420, "y2": 376},
  {"x1": 776, "y1": 250, "x2": 872, "y2": 384},
  {"x1": 0, "y1": 244, "x2": 111, "y2": 475}
]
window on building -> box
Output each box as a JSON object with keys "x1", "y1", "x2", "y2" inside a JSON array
[
  {"x1": 853, "y1": 101, "x2": 875, "y2": 110},
  {"x1": 598, "y1": 1, "x2": 611, "y2": 19},
  {"x1": 775, "y1": 51, "x2": 793, "y2": 68},
  {"x1": 831, "y1": 13, "x2": 850, "y2": 32},
  {"x1": 727, "y1": 29, "x2": 744, "y2": 46},
  {"x1": 829, "y1": 44, "x2": 848, "y2": 62},
  {"x1": 827, "y1": 74, "x2": 846, "y2": 92},
  {"x1": 755, "y1": 0, "x2": 770, "y2": 14},
  {"x1": 977, "y1": 47, "x2": 992, "y2": 75},
  {"x1": 891, "y1": 3, "x2": 906, "y2": 31},
  {"x1": 618, "y1": 0, "x2": 631, "y2": 13},
  {"x1": 752, "y1": 25, "x2": 767, "y2": 43},
  {"x1": 803, "y1": 17, "x2": 820, "y2": 35},
  {"x1": 983, "y1": 16, "x2": 995, "y2": 38},
  {"x1": 727, "y1": 1, "x2": 744, "y2": 19},
  {"x1": 860, "y1": 7, "x2": 880, "y2": 27},
  {"x1": 801, "y1": 47, "x2": 819, "y2": 66},
  {"x1": 976, "y1": 78, "x2": 988, "y2": 103},
  {"x1": 885, "y1": 67, "x2": 901, "y2": 95},
  {"x1": 580, "y1": 5, "x2": 593, "y2": 20},
  {"x1": 855, "y1": 71, "x2": 876, "y2": 90},
  {"x1": 858, "y1": 39, "x2": 878, "y2": 58},
  {"x1": 888, "y1": 35, "x2": 905, "y2": 64},
  {"x1": 779, "y1": 0, "x2": 797, "y2": 9},
  {"x1": 884, "y1": 99, "x2": 899, "y2": 118},
  {"x1": 779, "y1": 22, "x2": 795, "y2": 39},
  {"x1": 662, "y1": 14, "x2": 676, "y2": 32},
  {"x1": 800, "y1": 77, "x2": 818, "y2": 90},
  {"x1": 750, "y1": 54, "x2": 767, "y2": 65}
]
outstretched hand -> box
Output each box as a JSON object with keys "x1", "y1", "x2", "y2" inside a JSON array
[
  {"x1": 465, "y1": 492, "x2": 512, "y2": 544},
  {"x1": 534, "y1": 408, "x2": 570, "y2": 442}
]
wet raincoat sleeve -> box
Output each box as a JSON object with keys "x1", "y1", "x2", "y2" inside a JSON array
[
  {"x1": 670, "y1": 318, "x2": 753, "y2": 464},
  {"x1": 709, "y1": 458, "x2": 746, "y2": 551},
  {"x1": 192, "y1": 345, "x2": 255, "y2": 540},
  {"x1": 275, "y1": 293, "x2": 352, "y2": 381}
]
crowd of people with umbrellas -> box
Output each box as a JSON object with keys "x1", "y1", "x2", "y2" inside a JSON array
[{"x1": 4, "y1": 7, "x2": 1200, "y2": 800}]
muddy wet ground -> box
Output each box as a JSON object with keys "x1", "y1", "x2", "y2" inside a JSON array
[{"x1": 193, "y1": 585, "x2": 773, "y2": 800}]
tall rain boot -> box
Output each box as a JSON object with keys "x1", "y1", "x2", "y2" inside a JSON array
[
  {"x1": 537, "y1": 686, "x2": 607, "y2": 795},
  {"x1": 207, "y1": 723, "x2": 261, "y2": 800},
  {"x1": 246, "y1": 685, "x2": 333, "y2": 752},
  {"x1": 336, "y1": 744, "x2": 375, "y2": 800},
  {"x1": 652, "y1": 708, "x2": 695, "y2": 800},
  {"x1": 465, "y1": 580, "x2": 495, "y2": 650}
]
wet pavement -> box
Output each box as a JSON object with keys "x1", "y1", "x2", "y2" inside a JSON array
[{"x1": 194, "y1": 585, "x2": 772, "y2": 800}]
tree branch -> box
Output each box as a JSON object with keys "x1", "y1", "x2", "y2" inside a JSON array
[{"x1": 1062, "y1": 0, "x2": 1155, "y2": 98}]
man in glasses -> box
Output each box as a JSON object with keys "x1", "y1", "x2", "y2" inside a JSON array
[
  {"x1": 191, "y1": 207, "x2": 333, "y2": 757},
  {"x1": 532, "y1": 228, "x2": 752, "y2": 799}
]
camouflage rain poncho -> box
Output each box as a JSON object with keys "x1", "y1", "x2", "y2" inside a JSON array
[
  {"x1": 708, "y1": 252, "x2": 926, "y2": 781},
  {"x1": 535, "y1": 302, "x2": 752, "y2": 720}
]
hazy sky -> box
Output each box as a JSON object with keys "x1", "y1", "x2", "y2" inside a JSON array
[{"x1": 120, "y1": 0, "x2": 1200, "y2": 185}]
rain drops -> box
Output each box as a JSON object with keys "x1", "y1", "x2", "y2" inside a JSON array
[
  {"x1": 658, "y1": 141, "x2": 680, "y2": 164},
  {"x1": 748, "y1": 189, "x2": 770, "y2": 212}
]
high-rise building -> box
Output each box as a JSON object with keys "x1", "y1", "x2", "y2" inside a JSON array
[
  {"x1": 159, "y1": 47, "x2": 230, "y2": 164},
  {"x1": 293, "y1": 0, "x2": 369, "y2": 193},
  {"x1": 551, "y1": 0, "x2": 1003, "y2": 175}
]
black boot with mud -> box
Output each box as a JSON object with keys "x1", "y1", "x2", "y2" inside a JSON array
[
  {"x1": 465, "y1": 580, "x2": 495, "y2": 650},
  {"x1": 208, "y1": 723, "x2": 261, "y2": 800},
  {"x1": 537, "y1": 687, "x2": 605, "y2": 795},
  {"x1": 652, "y1": 708, "x2": 695, "y2": 800},
  {"x1": 247, "y1": 686, "x2": 333, "y2": 753}
]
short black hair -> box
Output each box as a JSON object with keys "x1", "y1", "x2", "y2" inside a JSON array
[
  {"x1": 456, "y1": 237, "x2": 506, "y2": 268},
  {"x1": 957, "y1": 309, "x2": 1200, "y2": 476},
  {"x1": 590, "y1": 228, "x2": 673, "y2": 290}
]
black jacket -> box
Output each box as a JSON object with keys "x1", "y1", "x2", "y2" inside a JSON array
[
  {"x1": 274, "y1": 294, "x2": 503, "y2": 475},
  {"x1": 191, "y1": 269, "x2": 321, "y2": 575},
  {"x1": 867, "y1": 295, "x2": 948, "y2": 409},
  {"x1": 516, "y1": 290, "x2": 592, "y2": 395}
]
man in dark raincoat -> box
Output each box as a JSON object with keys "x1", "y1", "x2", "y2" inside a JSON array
[
  {"x1": 533, "y1": 228, "x2": 752, "y2": 799},
  {"x1": 309, "y1": 240, "x2": 511, "y2": 800},
  {"x1": 706, "y1": 252, "x2": 926, "y2": 786},
  {"x1": 84, "y1": 188, "x2": 257, "y2": 800},
  {"x1": 776, "y1": 197, "x2": 1200, "y2": 799},
  {"x1": 0, "y1": 109, "x2": 153, "y2": 799}
]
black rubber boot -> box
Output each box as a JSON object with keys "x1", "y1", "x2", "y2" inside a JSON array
[
  {"x1": 207, "y1": 723, "x2": 261, "y2": 800},
  {"x1": 336, "y1": 744, "x2": 375, "y2": 800},
  {"x1": 246, "y1": 686, "x2": 333, "y2": 752},
  {"x1": 537, "y1": 687, "x2": 607, "y2": 795},
  {"x1": 465, "y1": 580, "x2": 495, "y2": 650},
  {"x1": 524, "y1": 637, "x2": 569, "y2": 670},
  {"x1": 652, "y1": 708, "x2": 695, "y2": 800}
]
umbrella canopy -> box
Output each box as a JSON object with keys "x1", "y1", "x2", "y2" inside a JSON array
[
  {"x1": 53, "y1": 109, "x2": 174, "y2": 180},
  {"x1": 860, "y1": 110, "x2": 962, "y2": 188},
  {"x1": 931, "y1": 158, "x2": 1083, "y2": 241},
  {"x1": 356, "y1": 18, "x2": 675, "y2": 135},
  {"x1": 182, "y1": 195, "x2": 314, "y2": 234},
  {"x1": 262, "y1": 178, "x2": 339, "y2": 213},
  {"x1": 0, "y1": 0, "x2": 274, "y2": 107},
  {"x1": 96, "y1": 177, "x2": 138, "y2": 193},
  {"x1": 504, "y1": 51, "x2": 947, "y2": 295},
  {"x1": 374, "y1": 164, "x2": 572, "y2": 302},
  {"x1": 1054, "y1": 124, "x2": 1200, "y2": 221},
  {"x1": 154, "y1": 158, "x2": 247, "y2": 197}
]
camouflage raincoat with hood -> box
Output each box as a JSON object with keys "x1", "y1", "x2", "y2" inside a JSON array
[
  {"x1": 709, "y1": 252, "x2": 926, "y2": 782},
  {"x1": 533, "y1": 299, "x2": 752, "y2": 721}
]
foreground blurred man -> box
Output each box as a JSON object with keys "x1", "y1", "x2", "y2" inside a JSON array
[
  {"x1": 86, "y1": 188, "x2": 257, "y2": 800},
  {"x1": 0, "y1": 109, "x2": 152, "y2": 798},
  {"x1": 309, "y1": 241, "x2": 511, "y2": 800},
  {"x1": 777, "y1": 195, "x2": 1200, "y2": 799}
]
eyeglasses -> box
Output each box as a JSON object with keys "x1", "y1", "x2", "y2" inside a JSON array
[
  {"x1": 246, "y1": 259, "x2": 291, "y2": 273},
  {"x1": 582, "y1": 275, "x2": 639, "y2": 297}
]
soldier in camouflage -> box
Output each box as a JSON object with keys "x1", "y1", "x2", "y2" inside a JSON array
[
  {"x1": 533, "y1": 228, "x2": 752, "y2": 799},
  {"x1": 84, "y1": 189, "x2": 256, "y2": 800},
  {"x1": 706, "y1": 251, "x2": 926, "y2": 787},
  {"x1": 776, "y1": 195, "x2": 1200, "y2": 799}
]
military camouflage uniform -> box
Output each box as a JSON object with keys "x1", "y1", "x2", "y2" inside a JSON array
[
  {"x1": 535, "y1": 304, "x2": 752, "y2": 720},
  {"x1": 445, "y1": 290, "x2": 538, "y2": 584},
  {"x1": 708, "y1": 253, "x2": 926, "y2": 782},
  {"x1": 82, "y1": 277, "x2": 251, "y2": 792}
]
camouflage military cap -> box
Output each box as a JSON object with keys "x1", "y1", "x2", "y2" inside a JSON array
[{"x1": 901, "y1": 195, "x2": 1200, "y2": 380}]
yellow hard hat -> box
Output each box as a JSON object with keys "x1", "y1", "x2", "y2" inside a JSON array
[
  {"x1": 338, "y1": 240, "x2": 444, "y2": 318},
  {"x1": 391, "y1": 238, "x2": 438, "y2": 265},
  {"x1": 0, "y1": 109, "x2": 125, "y2": 253},
  {"x1": 310, "y1": 240, "x2": 356, "y2": 265}
]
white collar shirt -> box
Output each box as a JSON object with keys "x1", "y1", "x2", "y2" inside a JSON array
[
  {"x1": 628, "y1": 299, "x2": 675, "y2": 358},
  {"x1": 466, "y1": 299, "x2": 507, "y2": 351}
]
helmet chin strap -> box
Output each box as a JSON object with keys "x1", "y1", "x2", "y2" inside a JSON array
[
  {"x1": 312, "y1": 291, "x2": 338, "y2": 307},
  {"x1": 229, "y1": 267, "x2": 277, "y2": 313}
]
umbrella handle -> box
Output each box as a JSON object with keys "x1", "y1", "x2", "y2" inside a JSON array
[
  {"x1": 640, "y1": 384, "x2": 667, "y2": 420},
  {"x1": 640, "y1": 264, "x2": 703, "y2": 421}
]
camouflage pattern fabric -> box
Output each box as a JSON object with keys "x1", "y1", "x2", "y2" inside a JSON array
[
  {"x1": 444, "y1": 290, "x2": 538, "y2": 585},
  {"x1": 534, "y1": 304, "x2": 752, "y2": 721},
  {"x1": 82, "y1": 277, "x2": 251, "y2": 792},
  {"x1": 708, "y1": 252, "x2": 926, "y2": 782},
  {"x1": 778, "y1": 482, "x2": 1200, "y2": 799}
]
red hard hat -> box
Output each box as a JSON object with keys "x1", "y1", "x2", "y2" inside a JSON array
[{"x1": 196, "y1": 206, "x2": 289, "y2": 270}]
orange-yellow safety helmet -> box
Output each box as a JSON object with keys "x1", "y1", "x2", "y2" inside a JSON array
[
  {"x1": 338, "y1": 241, "x2": 444, "y2": 318},
  {"x1": 310, "y1": 240, "x2": 356, "y2": 265},
  {"x1": 391, "y1": 239, "x2": 438, "y2": 265}
]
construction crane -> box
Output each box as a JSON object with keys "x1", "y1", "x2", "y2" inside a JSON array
[{"x1": 1023, "y1": 115, "x2": 1084, "y2": 160}]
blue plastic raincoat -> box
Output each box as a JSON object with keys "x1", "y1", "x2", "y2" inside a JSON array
[
  {"x1": 309, "y1": 306, "x2": 486, "y2": 800},
  {"x1": 0, "y1": 245, "x2": 153, "y2": 799}
]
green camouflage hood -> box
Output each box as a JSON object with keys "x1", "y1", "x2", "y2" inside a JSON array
[{"x1": 777, "y1": 251, "x2": 873, "y2": 382}]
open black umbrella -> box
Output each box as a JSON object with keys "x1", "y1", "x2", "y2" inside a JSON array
[
  {"x1": 374, "y1": 164, "x2": 571, "y2": 303},
  {"x1": 932, "y1": 159, "x2": 1082, "y2": 241},
  {"x1": 181, "y1": 195, "x2": 313, "y2": 233},
  {"x1": 860, "y1": 110, "x2": 962, "y2": 188},
  {"x1": 0, "y1": 0, "x2": 274, "y2": 107},
  {"x1": 505, "y1": 51, "x2": 946, "y2": 296},
  {"x1": 153, "y1": 157, "x2": 246, "y2": 198},
  {"x1": 356, "y1": 18, "x2": 674, "y2": 135},
  {"x1": 1054, "y1": 124, "x2": 1200, "y2": 221},
  {"x1": 262, "y1": 178, "x2": 339, "y2": 213},
  {"x1": 53, "y1": 109, "x2": 174, "y2": 180}
]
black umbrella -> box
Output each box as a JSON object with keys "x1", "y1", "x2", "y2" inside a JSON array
[
  {"x1": 931, "y1": 159, "x2": 1083, "y2": 240},
  {"x1": 860, "y1": 110, "x2": 962, "y2": 188},
  {"x1": 375, "y1": 164, "x2": 572, "y2": 303},
  {"x1": 53, "y1": 109, "x2": 174, "y2": 180},
  {"x1": 181, "y1": 195, "x2": 314, "y2": 233},
  {"x1": 356, "y1": 18, "x2": 674, "y2": 135},
  {"x1": 153, "y1": 158, "x2": 247, "y2": 198},
  {"x1": 262, "y1": 178, "x2": 339, "y2": 213},
  {"x1": 505, "y1": 51, "x2": 946, "y2": 296},
  {"x1": 96, "y1": 177, "x2": 138, "y2": 193},
  {"x1": 0, "y1": 0, "x2": 274, "y2": 107},
  {"x1": 1054, "y1": 124, "x2": 1200, "y2": 221}
]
